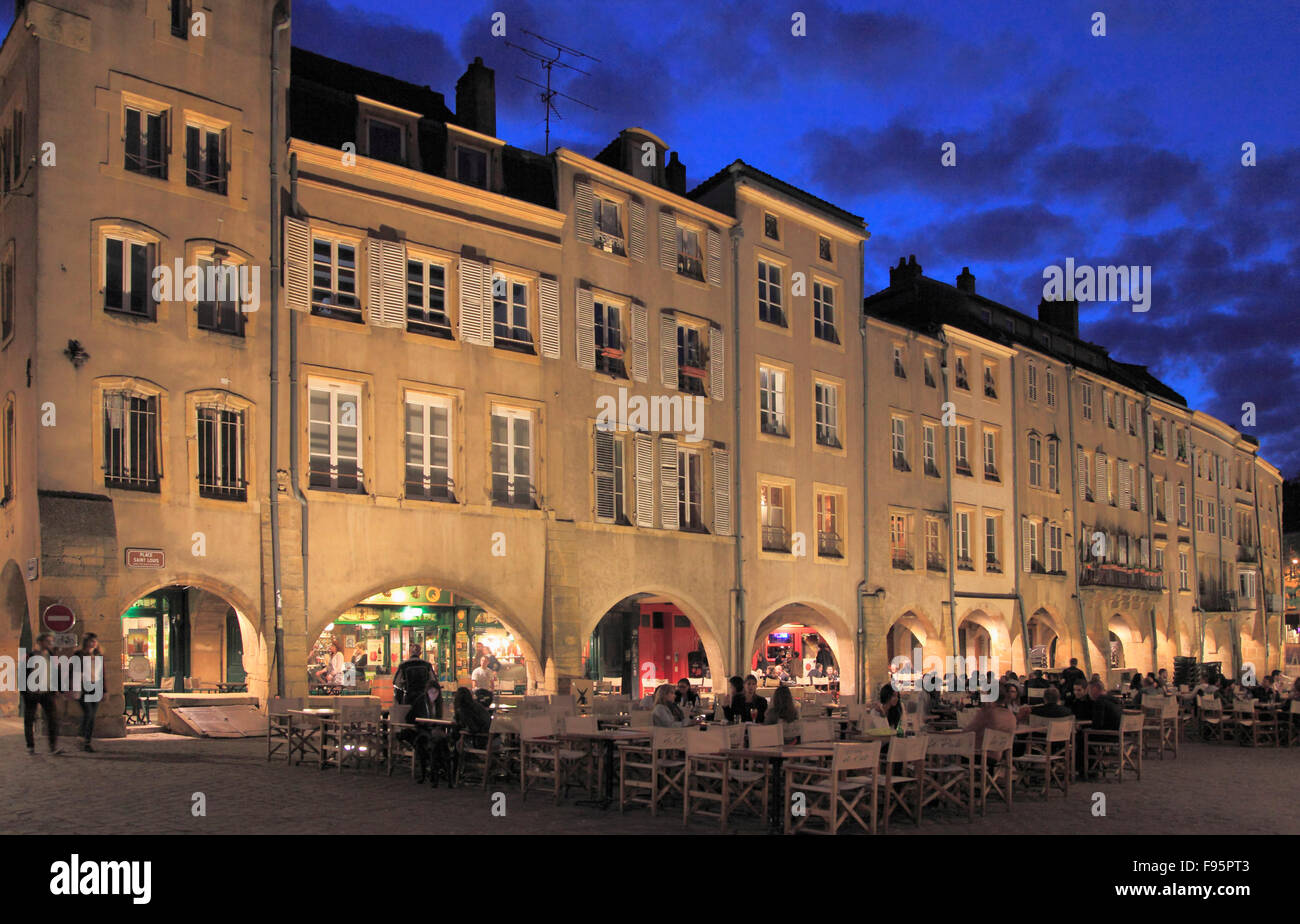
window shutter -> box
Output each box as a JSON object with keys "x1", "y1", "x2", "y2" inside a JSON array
[
  {"x1": 573, "y1": 176, "x2": 594, "y2": 245},
  {"x1": 1139, "y1": 537, "x2": 1149, "y2": 568},
  {"x1": 659, "y1": 436, "x2": 679, "y2": 530},
  {"x1": 538, "y1": 275, "x2": 560, "y2": 359},
  {"x1": 284, "y1": 216, "x2": 310, "y2": 312},
  {"x1": 708, "y1": 325, "x2": 725, "y2": 401},
  {"x1": 658, "y1": 210, "x2": 676, "y2": 272},
  {"x1": 1077, "y1": 448, "x2": 1088, "y2": 501},
  {"x1": 660, "y1": 311, "x2": 678, "y2": 389},
  {"x1": 633, "y1": 435, "x2": 654, "y2": 527},
  {"x1": 1022, "y1": 518, "x2": 1032, "y2": 572},
  {"x1": 630, "y1": 300, "x2": 648, "y2": 382},
  {"x1": 381, "y1": 241, "x2": 406, "y2": 327},
  {"x1": 575, "y1": 286, "x2": 595, "y2": 371},
  {"x1": 629, "y1": 199, "x2": 646, "y2": 261},
  {"x1": 366, "y1": 239, "x2": 385, "y2": 326},
  {"x1": 1164, "y1": 420, "x2": 1171, "y2": 454},
  {"x1": 712, "y1": 447, "x2": 731, "y2": 536},
  {"x1": 1119, "y1": 461, "x2": 1131, "y2": 509},
  {"x1": 458, "y1": 257, "x2": 488, "y2": 345},
  {"x1": 1137, "y1": 464, "x2": 1146, "y2": 512},
  {"x1": 1096, "y1": 452, "x2": 1107, "y2": 502},
  {"x1": 707, "y1": 227, "x2": 722, "y2": 287},
  {"x1": 593, "y1": 427, "x2": 616, "y2": 522},
  {"x1": 1165, "y1": 482, "x2": 1174, "y2": 520}
]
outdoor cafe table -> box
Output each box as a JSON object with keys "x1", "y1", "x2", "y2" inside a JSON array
[
  {"x1": 286, "y1": 708, "x2": 334, "y2": 765},
  {"x1": 564, "y1": 729, "x2": 653, "y2": 807},
  {"x1": 720, "y1": 744, "x2": 837, "y2": 832}
]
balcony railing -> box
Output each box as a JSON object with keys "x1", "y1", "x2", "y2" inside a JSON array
[
  {"x1": 926, "y1": 552, "x2": 945, "y2": 572},
  {"x1": 1237, "y1": 544, "x2": 1259, "y2": 563},
  {"x1": 817, "y1": 532, "x2": 843, "y2": 559},
  {"x1": 1079, "y1": 563, "x2": 1163, "y2": 591},
  {"x1": 1198, "y1": 588, "x2": 1237, "y2": 612},
  {"x1": 891, "y1": 549, "x2": 914, "y2": 570},
  {"x1": 762, "y1": 525, "x2": 790, "y2": 552}
]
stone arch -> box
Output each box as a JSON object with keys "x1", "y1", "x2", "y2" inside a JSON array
[
  {"x1": 956, "y1": 606, "x2": 1012, "y2": 672},
  {"x1": 1105, "y1": 612, "x2": 1150, "y2": 678},
  {"x1": 0, "y1": 559, "x2": 30, "y2": 716},
  {"x1": 1023, "y1": 605, "x2": 1067, "y2": 670},
  {"x1": 747, "y1": 599, "x2": 854, "y2": 696},
  {"x1": 883, "y1": 608, "x2": 943, "y2": 679}
]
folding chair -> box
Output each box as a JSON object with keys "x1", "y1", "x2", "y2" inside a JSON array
[
  {"x1": 619, "y1": 727, "x2": 688, "y2": 816},
  {"x1": 1286, "y1": 701, "x2": 1300, "y2": 747},
  {"x1": 385, "y1": 703, "x2": 416, "y2": 777},
  {"x1": 922, "y1": 731, "x2": 976, "y2": 822},
  {"x1": 880, "y1": 734, "x2": 928, "y2": 832},
  {"x1": 1141, "y1": 703, "x2": 1166, "y2": 759},
  {"x1": 977, "y1": 729, "x2": 1014, "y2": 815},
  {"x1": 683, "y1": 726, "x2": 733, "y2": 829},
  {"x1": 1084, "y1": 712, "x2": 1143, "y2": 781},
  {"x1": 786, "y1": 741, "x2": 882, "y2": 835},
  {"x1": 521, "y1": 714, "x2": 577, "y2": 803},
  {"x1": 557, "y1": 714, "x2": 602, "y2": 797},
  {"x1": 1197, "y1": 695, "x2": 1224, "y2": 742},
  {"x1": 1231, "y1": 700, "x2": 1260, "y2": 747},
  {"x1": 800, "y1": 717, "x2": 834, "y2": 744},
  {"x1": 266, "y1": 696, "x2": 301, "y2": 762},
  {"x1": 1014, "y1": 719, "x2": 1072, "y2": 798}
]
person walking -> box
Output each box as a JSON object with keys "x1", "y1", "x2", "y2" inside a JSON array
[
  {"x1": 23, "y1": 633, "x2": 60, "y2": 756},
  {"x1": 393, "y1": 644, "x2": 433, "y2": 706},
  {"x1": 74, "y1": 633, "x2": 102, "y2": 752}
]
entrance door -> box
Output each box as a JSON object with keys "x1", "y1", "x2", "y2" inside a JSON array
[{"x1": 225, "y1": 611, "x2": 246, "y2": 683}]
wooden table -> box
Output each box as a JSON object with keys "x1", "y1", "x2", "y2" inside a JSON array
[
  {"x1": 286, "y1": 708, "x2": 334, "y2": 765},
  {"x1": 721, "y1": 745, "x2": 837, "y2": 831},
  {"x1": 563, "y1": 729, "x2": 653, "y2": 807}
]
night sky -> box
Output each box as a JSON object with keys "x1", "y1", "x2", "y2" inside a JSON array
[{"x1": 25, "y1": 1, "x2": 1300, "y2": 472}]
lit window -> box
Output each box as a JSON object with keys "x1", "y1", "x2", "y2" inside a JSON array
[
  {"x1": 103, "y1": 233, "x2": 157, "y2": 319},
  {"x1": 406, "y1": 256, "x2": 451, "y2": 338},
  {"x1": 311, "y1": 237, "x2": 361, "y2": 322},
  {"x1": 758, "y1": 259, "x2": 785, "y2": 326},
  {"x1": 405, "y1": 393, "x2": 454, "y2": 502},
  {"x1": 185, "y1": 123, "x2": 227, "y2": 194},
  {"x1": 490, "y1": 405, "x2": 534, "y2": 507},
  {"x1": 309, "y1": 381, "x2": 363, "y2": 492},
  {"x1": 813, "y1": 281, "x2": 838, "y2": 343}
]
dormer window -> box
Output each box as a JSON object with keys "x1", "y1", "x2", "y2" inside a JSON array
[
  {"x1": 365, "y1": 117, "x2": 405, "y2": 165},
  {"x1": 593, "y1": 196, "x2": 625, "y2": 256},
  {"x1": 456, "y1": 145, "x2": 488, "y2": 189}
]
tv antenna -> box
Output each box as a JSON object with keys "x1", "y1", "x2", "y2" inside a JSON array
[{"x1": 506, "y1": 29, "x2": 599, "y2": 154}]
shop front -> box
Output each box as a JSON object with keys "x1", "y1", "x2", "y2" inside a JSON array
[
  {"x1": 586, "y1": 594, "x2": 712, "y2": 699},
  {"x1": 751, "y1": 623, "x2": 838, "y2": 683}
]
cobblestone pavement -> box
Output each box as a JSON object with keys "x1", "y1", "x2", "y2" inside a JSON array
[{"x1": 3, "y1": 719, "x2": 1297, "y2": 835}]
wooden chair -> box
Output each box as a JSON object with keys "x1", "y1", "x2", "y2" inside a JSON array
[
  {"x1": 747, "y1": 723, "x2": 782, "y2": 749},
  {"x1": 557, "y1": 714, "x2": 602, "y2": 797},
  {"x1": 619, "y1": 727, "x2": 688, "y2": 816},
  {"x1": 1141, "y1": 703, "x2": 1166, "y2": 759},
  {"x1": 627, "y1": 709, "x2": 653, "y2": 728},
  {"x1": 922, "y1": 731, "x2": 976, "y2": 822},
  {"x1": 785, "y1": 741, "x2": 883, "y2": 835},
  {"x1": 1198, "y1": 695, "x2": 1224, "y2": 742},
  {"x1": 880, "y1": 734, "x2": 928, "y2": 832},
  {"x1": 385, "y1": 703, "x2": 416, "y2": 778},
  {"x1": 1084, "y1": 712, "x2": 1143, "y2": 781},
  {"x1": 1231, "y1": 699, "x2": 1266, "y2": 747},
  {"x1": 457, "y1": 716, "x2": 516, "y2": 789},
  {"x1": 1014, "y1": 719, "x2": 1072, "y2": 798},
  {"x1": 1157, "y1": 695, "x2": 1182, "y2": 757},
  {"x1": 266, "y1": 696, "x2": 301, "y2": 762},
  {"x1": 977, "y1": 729, "x2": 1014, "y2": 815},
  {"x1": 520, "y1": 715, "x2": 569, "y2": 803},
  {"x1": 682, "y1": 726, "x2": 733, "y2": 830},
  {"x1": 321, "y1": 702, "x2": 382, "y2": 772},
  {"x1": 800, "y1": 717, "x2": 834, "y2": 744}
]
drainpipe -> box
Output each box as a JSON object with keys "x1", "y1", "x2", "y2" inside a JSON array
[
  {"x1": 1141, "y1": 395, "x2": 1156, "y2": 671},
  {"x1": 857, "y1": 238, "x2": 868, "y2": 702},
  {"x1": 268, "y1": 5, "x2": 291, "y2": 698},
  {"x1": 938, "y1": 332, "x2": 959, "y2": 657},
  {"x1": 728, "y1": 223, "x2": 744, "y2": 676},
  {"x1": 1064, "y1": 365, "x2": 1091, "y2": 677},
  {"x1": 1250, "y1": 457, "x2": 1265, "y2": 671},
  {"x1": 288, "y1": 154, "x2": 310, "y2": 667},
  {"x1": 1008, "y1": 355, "x2": 1030, "y2": 673},
  {"x1": 1190, "y1": 428, "x2": 1202, "y2": 661},
  {"x1": 1212, "y1": 442, "x2": 1230, "y2": 676}
]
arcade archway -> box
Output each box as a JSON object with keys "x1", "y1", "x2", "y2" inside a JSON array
[
  {"x1": 0, "y1": 560, "x2": 30, "y2": 716},
  {"x1": 1026, "y1": 609, "x2": 1060, "y2": 669},
  {"x1": 586, "y1": 593, "x2": 719, "y2": 700}
]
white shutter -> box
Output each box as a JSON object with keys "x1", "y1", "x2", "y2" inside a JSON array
[
  {"x1": 634, "y1": 435, "x2": 654, "y2": 527},
  {"x1": 284, "y1": 217, "x2": 311, "y2": 312},
  {"x1": 708, "y1": 325, "x2": 725, "y2": 401},
  {"x1": 712, "y1": 447, "x2": 731, "y2": 537},
  {"x1": 481, "y1": 267, "x2": 496, "y2": 344},
  {"x1": 659, "y1": 436, "x2": 679, "y2": 531},
  {"x1": 1119, "y1": 461, "x2": 1131, "y2": 509},
  {"x1": 1137, "y1": 464, "x2": 1146, "y2": 512},
  {"x1": 366, "y1": 239, "x2": 384, "y2": 326},
  {"x1": 1096, "y1": 452, "x2": 1107, "y2": 503},
  {"x1": 1077, "y1": 447, "x2": 1088, "y2": 501},
  {"x1": 1139, "y1": 537, "x2": 1149, "y2": 568},
  {"x1": 380, "y1": 241, "x2": 406, "y2": 327},
  {"x1": 1164, "y1": 420, "x2": 1171, "y2": 454},
  {"x1": 593, "y1": 427, "x2": 616, "y2": 522},
  {"x1": 573, "y1": 176, "x2": 594, "y2": 245},
  {"x1": 630, "y1": 301, "x2": 648, "y2": 383},
  {"x1": 658, "y1": 210, "x2": 676, "y2": 272},
  {"x1": 629, "y1": 199, "x2": 646, "y2": 261},
  {"x1": 660, "y1": 312, "x2": 678, "y2": 389},
  {"x1": 538, "y1": 275, "x2": 561, "y2": 359},
  {"x1": 1165, "y1": 482, "x2": 1174, "y2": 520},
  {"x1": 458, "y1": 257, "x2": 487, "y2": 345},
  {"x1": 1022, "y1": 518, "x2": 1032, "y2": 572},
  {"x1": 575, "y1": 286, "x2": 595, "y2": 371},
  {"x1": 707, "y1": 227, "x2": 722, "y2": 287}
]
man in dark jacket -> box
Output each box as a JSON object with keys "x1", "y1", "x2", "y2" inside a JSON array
[
  {"x1": 1030, "y1": 686, "x2": 1074, "y2": 719},
  {"x1": 393, "y1": 644, "x2": 433, "y2": 706},
  {"x1": 1059, "y1": 658, "x2": 1086, "y2": 693},
  {"x1": 1077, "y1": 680, "x2": 1124, "y2": 778}
]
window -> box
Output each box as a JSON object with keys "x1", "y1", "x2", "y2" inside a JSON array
[
  {"x1": 1207, "y1": 500, "x2": 1216, "y2": 535},
  {"x1": 818, "y1": 235, "x2": 832, "y2": 262},
  {"x1": 985, "y1": 515, "x2": 1001, "y2": 572},
  {"x1": 676, "y1": 225, "x2": 705, "y2": 281},
  {"x1": 1047, "y1": 440, "x2": 1059, "y2": 492},
  {"x1": 1123, "y1": 400, "x2": 1133, "y2": 435},
  {"x1": 1082, "y1": 382, "x2": 1093, "y2": 420},
  {"x1": 124, "y1": 105, "x2": 167, "y2": 179},
  {"x1": 170, "y1": 0, "x2": 190, "y2": 38},
  {"x1": 594, "y1": 300, "x2": 626, "y2": 378},
  {"x1": 893, "y1": 345, "x2": 906, "y2": 379},
  {"x1": 923, "y1": 355, "x2": 936, "y2": 388},
  {"x1": 1154, "y1": 546, "x2": 1165, "y2": 574},
  {"x1": 492, "y1": 275, "x2": 533, "y2": 351},
  {"x1": 812, "y1": 281, "x2": 838, "y2": 343},
  {"x1": 1152, "y1": 418, "x2": 1166, "y2": 455},
  {"x1": 677, "y1": 448, "x2": 704, "y2": 531},
  {"x1": 983, "y1": 363, "x2": 997, "y2": 398},
  {"x1": 891, "y1": 416, "x2": 909, "y2": 471},
  {"x1": 456, "y1": 146, "x2": 489, "y2": 189},
  {"x1": 890, "y1": 513, "x2": 913, "y2": 569},
  {"x1": 1048, "y1": 523, "x2": 1063, "y2": 573},
  {"x1": 1025, "y1": 519, "x2": 1041, "y2": 572},
  {"x1": 1027, "y1": 362, "x2": 1038, "y2": 401},
  {"x1": 677, "y1": 322, "x2": 707, "y2": 396},
  {"x1": 309, "y1": 381, "x2": 363, "y2": 492},
  {"x1": 764, "y1": 212, "x2": 779, "y2": 241},
  {"x1": 1, "y1": 247, "x2": 14, "y2": 343},
  {"x1": 1081, "y1": 450, "x2": 1093, "y2": 502},
  {"x1": 196, "y1": 404, "x2": 246, "y2": 500},
  {"x1": 757, "y1": 259, "x2": 785, "y2": 326},
  {"x1": 195, "y1": 254, "x2": 244, "y2": 336},
  {"x1": 955, "y1": 424, "x2": 971, "y2": 475},
  {"x1": 491, "y1": 406, "x2": 535, "y2": 507},
  {"x1": 103, "y1": 233, "x2": 157, "y2": 319},
  {"x1": 759, "y1": 365, "x2": 788, "y2": 436},
  {"x1": 1028, "y1": 435, "x2": 1042, "y2": 488},
  {"x1": 954, "y1": 354, "x2": 970, "y2": 390},
  {"x1": 406, "y1": 256, "x2": 451, "y2": 338},
  {"x1": 311, "y1": 236, "x2": 361, "y2": 322},
  {"x1": 1239, "y1": 571, "x2": 1256, "y2": 600},
  {"x1": 183, "y1": 122, "x2": 227, "y2": 194},
  {"x1": 760, "y1": 483, "x2": 789, "y2": 552},
  {"x1": 923, "y1": 423, "x2": 939, "y2": 477},
  {"x1": 1179, "y1": 552, "x2": 1189, "y2": 591},
  {"x1": 1176, "y1": 428, "x2": 1187, "y2": 462},
  {"x1": 925, "y1": 518, "x2": 944, "y2": 571},
  {"x1": 1196, "y1": 497, "x2": 1205, "y2": 532},
  {"x1": 365, "y1": 117, "x2": 404, "y2": 165},
  {"x1": 982, "y1": 429, "x2": 999, "y2": 481},
  {"x1": 405, "y1": 394, "x2": 453, "y2": 502},
  {"x1": 814, "y1": 381, "x2": 840, "y2": 448},
  {"x1": 593, "y1": 195, "x2": 625, "y2": 256},
  {"x1": 593, "y1": 428, "x2": 625, "y2": 524},
  {"x1": 1046, "y1": 368, "x2": 1056, "y2": 408},
  {"x1": 1105, "y1": 393, "x2": 1115, "y2": 429},
  {"x1": 103, "y1": 390, "x2": 160, "y2": 492},
  {"x1": 1178, "y1": 483, "x2": 1187, "y2": 525},
  {"x1": 955, "y1": 511, "x2": 972, "y2": 570},
  {"x1": 816, "y1": 492, "x2": 842, "y2": 558}
]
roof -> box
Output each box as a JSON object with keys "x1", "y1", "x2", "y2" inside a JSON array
[
  {"x1": 688, "y1": 159, "x2": 865, "y2": 228},
  {"x1": 290, "y1": 47, "x2": 453, "y2": 122}
]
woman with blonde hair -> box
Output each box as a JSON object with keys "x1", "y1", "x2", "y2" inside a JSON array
[{"x1": 651, "y1": 683, "x2": 691, "y2": 726}]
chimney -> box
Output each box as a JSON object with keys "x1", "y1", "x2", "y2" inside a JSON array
[
  {"x1": 956, "y1": 266, "x2": 976, "y2": 294},
  {"x1": 665, "y1": 151, "x2": 686, "y2": 196},
  {"x1": 456, "y1": 57, "x2": 496, "y2": 137},
  {"x1": 889, "y1": 254, "x2": 923, "y2": 287},
  {"x1": 1037, "y1": 297, "x2": 1079, "y2": 339}
]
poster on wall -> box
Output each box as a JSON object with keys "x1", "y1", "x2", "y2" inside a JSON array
[{"x1": 126, "y1": 628, "x2": 150, "y2": 656}]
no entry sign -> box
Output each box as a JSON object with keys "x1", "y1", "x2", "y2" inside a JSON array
[{"x1": 43, "y1": 604, "x2": 76, "y2": 633}]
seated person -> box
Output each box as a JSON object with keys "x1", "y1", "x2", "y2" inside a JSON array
[
  {"x1": 869, "y1": 683, "x2": 902, "y2": 729},
  {"x1": 651, "y1": 684, "x2": 693, "y2": 727},
  {"x1": 1025, "y1": 670, "x2": 1052, "y2": 691},
  {"x1": 1065, "y1": 681, "x2": 1093, "y2": 722},
  {"x1": 764, "y1": 686, "x2": 801, "y2": 741},
  {"x1": 673, "y1": 677, "x2": 700, "y2": 713},
  {"x1": 1030, "y1": 686, "x2": 1074, "y2": 719},
  {"x1": 732, "y1": 675, "x2": 768, "y2": 723},
  {"x1": 721, "y1": 675, "x2": 744, "y2": 722},
  {"x1": 966, "y1": 688, "x2": 1018, "y2": 753}
]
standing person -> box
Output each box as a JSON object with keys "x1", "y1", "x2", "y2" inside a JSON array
[
  {"x1": 816, "y1": 641, "x2": 835, "y2": 672},
  {"x1": 73, "y1": 634, "x2": 102, "y2": 752},
  {"x1": 393, "y1": 644, "x2": 433, "y2": 706},
  {"x1": 1059, "y1": 658, "x2": 1086, "y2": 692},
  {"x1": 349, "y1": 644, "x2": 369, "y2": 687},
  {"x1": 734, "y1": 675, "x2": 768, "y2": 723},
  {"x1": 23, "y1": 633, "x2": 60, "y2": 756},
  {"x1": 470, "y1": 655, "x2": 497, "y2": 694},
  {"x1": 321, "y1": 642, "x2": 347, "y2": 685}
]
